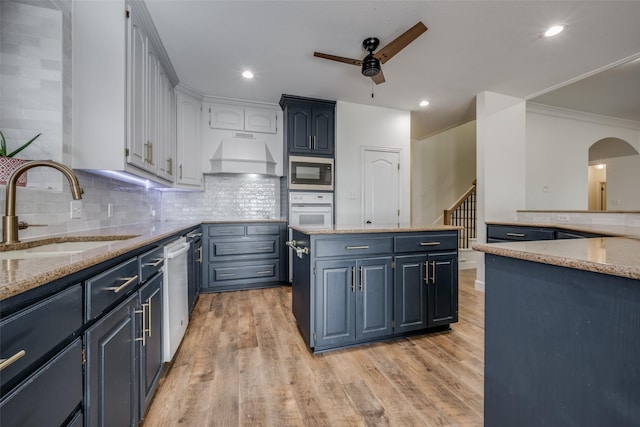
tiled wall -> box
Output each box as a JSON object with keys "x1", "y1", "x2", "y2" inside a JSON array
[
  {"x1": 161, "y1": 174, "x2": 283, "y2": 221},
  {"x1": 0, "y1": 0, "x2": 72, "y2": 190},
  {"x1": 0, "y1": 170, "x2": 162, "y2": 240}
]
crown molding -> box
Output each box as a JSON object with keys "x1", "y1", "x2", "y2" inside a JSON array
[{"x1": 527, "y1": 103, "x2": 640, "y2": 131}]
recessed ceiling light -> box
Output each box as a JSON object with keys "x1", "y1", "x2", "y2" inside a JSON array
[
  {"x1": 419, "y1": 100, "x2": 430, "y2": 107},
  {"x1": 242, "y1": 70, "x2": 254, "y2": 79},
  {"x1": 544, "y1": 25, "x2": 564, "y2": 37}
]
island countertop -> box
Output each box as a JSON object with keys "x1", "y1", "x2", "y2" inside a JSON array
[
  {"x1": 289, "y1": 224, "x2": 461, "y2": 235},
  {"x1": 475, "y1": 223, "x2": 640, "y2": 280}
]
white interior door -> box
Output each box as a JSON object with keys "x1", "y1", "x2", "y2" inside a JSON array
[{"x1": 362, "y1": 149, "x2": 400, "y2": 226}]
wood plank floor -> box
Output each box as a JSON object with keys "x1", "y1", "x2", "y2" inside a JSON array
[{"x1": 142, "y1": 269, "x2": 484, "y2": 426}]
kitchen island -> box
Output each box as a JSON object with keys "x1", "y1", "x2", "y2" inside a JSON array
[
  {"x1": 474, "y1": 235, "x2": 640, "y2": 426},
  {"x1": 289, "y1": 224, "x2": 460, "y2": 353}
]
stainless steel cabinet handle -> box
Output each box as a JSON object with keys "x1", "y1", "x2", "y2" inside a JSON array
[
  {"x1": 179, "y1": 164, "x2": 183, "y2": 179},
  {"x1": 424, "y1": 261, "x2": 429, "y2": 285},
  {"x1": 218, "y1": 273, "x2": 235, "y2": 277},
  {"x1": 167, "y1": 158, "x2": 173, "y2": 175},
  {"x1": 256, "y1": 246, "x2": 272, "y2": 250},
  {"x1": 197, "y1": 246, "x2": 203, "y2": 263},
  {"x1": 0, "y1": 350, "x2": 26, "y2": 371},
  {"x1": 351, "y1": 267, "x2": 356, "y2": 292},
  {"x1": 506, "y1": 233, "x2": 525, "y2": 237},
  {"x1": 313, "y1": 136, "x2": 317, "y2": 150},
  {"x1": 148, "y1": 142, "x2": 154, "y2": 165},
  {"x1": 106, "y1": 275, "x2": 138, "y2": 293},
  {"x1": 147, "y1": 299, "x2": 152, "y2": 337},
  {"x1": 420, "y1": 242, "x2": 440, "y2": 246},
  {"x1": 218, "y1": 248, "x2": 235, "y2": 252},
  {"x1": 346, "y1": 245, "x2": 369, "y2": 250},
  {"x1": 308, "y1": 135, "x2": 312, "y2": 149},
  {"x1": 256, "y1": 270, "x2": 272, "y2": 274},
  {"x1": 359, "y1": 266, "x2": 363, "y2": 291},
  {"x1": 143, "y1": 258, "x2": 164, "y2": 267},
  {"x1": 430, "y1": 261, "x2": 436, "y2": 284},
  {"x1": 135, "y1": 303, "x2": 148, "y2": 346}
]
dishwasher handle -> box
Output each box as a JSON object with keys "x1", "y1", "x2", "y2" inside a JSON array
[{"x1": 166, "y1": 242, "x2": 190, "y2": 259}]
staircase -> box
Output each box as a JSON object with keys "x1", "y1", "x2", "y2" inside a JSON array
[{"x1": 444, "y1": 180, "x2": 478, "y2": 270}]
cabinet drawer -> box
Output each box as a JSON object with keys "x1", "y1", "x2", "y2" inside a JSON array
[
  {"x1": 314, "y1": 236, "x2": 393, "y2": 258},
  {"x1": 487, "y1": 225, "x2": 555, "y2": 241},
  {"x1": 139, "y1": 245, "x2": 164, "y2": 282},
  {"x1": 210, "y1": 260, "x2": 279, "y2": 282},
  {"x1": 247, "y1": 224, "x2": 281, "y2": 235},
  {"x1": 208, "y1": 225, "x2": 245, "y2": 237},
  {"x1": 0, "y1": 339, "x2": 83, "y2": 427},
  {"x1": 0, "y1": 284, "x2": 82, "y2": 390},
  {"x1": 394, "y1": 232, "x2": 458, "y2": 253},
  {"x1": 86, "y1": 257, "x2": 139, "y2": 321},
  {"x1": 210, "y1": 238, "x2": 279, "y2": 260}
]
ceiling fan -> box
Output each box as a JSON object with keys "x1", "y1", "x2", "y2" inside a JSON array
[{"x1": 314, "y1": 21, "x2": 428, "y2": 85}]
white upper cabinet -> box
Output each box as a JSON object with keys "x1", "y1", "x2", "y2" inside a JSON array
[
  {"x1": 209, "y1": 104, "x2": 277, "y2": 134},
  {"x1": 176, "y1": 90, "x2": 203, "y2": 187},
  {"x1": 73, "y1": 0, "x2": 179, "y2": 186}
]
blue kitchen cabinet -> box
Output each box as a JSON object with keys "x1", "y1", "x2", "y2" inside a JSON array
[
  {"x1": 315, "y1": 257, "x2": 393, "y2": 350},
  {"x1": 291, "y1": 229, "x2": 458, "y2": 353},
  {"x1": 202, "y1": 222, "x2": 287, "y2": 292},
  {"x1": 187, "y1": 230, "x2": 203, "y2": 312},
  {"x1": 280, "y1": 95, "x2": 335, "y2": 157},
  {"x1": 487, "y1": 224, "x2": 606, "y2": 242}
]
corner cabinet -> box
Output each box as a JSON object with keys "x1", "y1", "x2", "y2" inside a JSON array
[
  {"x1": 279, "y1": 95, "x2": 335, "y2": 157},
  {"x1": 201, "y1": 222, "x2": 287, "y2": 292},
  {"x1": 73, "y1": 0, "x2": 179, "y2": 186},
  {"x1": 291, "y1": 229, "x2": 459, "y2": 353},
  {"x1": 176, "y1": 90, "x2": 203, "y2": 187}
]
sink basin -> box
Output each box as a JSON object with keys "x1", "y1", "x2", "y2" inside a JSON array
[{"x1": 0, "y1": 236, "x2": 139, "y2": 260}]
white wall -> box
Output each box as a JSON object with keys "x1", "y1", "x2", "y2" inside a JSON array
[
  {"x1": 525, "y1": 106, "x2": 640, "y2": 209},
  {"x1": 607, "y1": 154, "x2": 640, "y2": 209},
  {"x1": 335, "y1": 101, "x2": 411, "y2": 226},
  {"x1": 411, "y1": 120, "x2": 476, "y2": 225},
  {"x1": 476, "y1": 91, "x2": 527, "y2": 289}
]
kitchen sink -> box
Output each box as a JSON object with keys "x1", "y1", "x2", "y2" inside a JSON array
[{"x1": 0, "y1": 236, "x2": 139, "y2": 260}]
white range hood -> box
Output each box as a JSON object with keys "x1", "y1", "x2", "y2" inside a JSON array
[{"x1": 209, "y1": 132, "x2": 277, "y2": 175}]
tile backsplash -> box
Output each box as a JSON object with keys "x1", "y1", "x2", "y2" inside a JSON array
[
  {"x1": 161, "y1": 174, "x2": 282, "y2": 221},
  {"x1": 0, "y1": 171, "x2": 284, "y2": 241}
]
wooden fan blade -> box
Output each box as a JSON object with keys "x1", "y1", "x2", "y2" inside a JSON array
[
  {"x1": 371, "y1": 69, "x2": 386, "y2": 85},
  {"x1": 374, "y1": 21, "x2": 427, "y2": 64},
  {"x1": 314, "y1": 52, "x2": 362, "y2": 66}
]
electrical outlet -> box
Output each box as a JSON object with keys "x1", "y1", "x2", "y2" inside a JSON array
[
  {"x1": 557, "y1": 214, "x2": 570, "y2": 222},
  {"x1": 70, "y1": 201, "x2": 82, "y2": 219},
  {"x1": 107, "y1": 203, "x2": 113, "y2": 218}
]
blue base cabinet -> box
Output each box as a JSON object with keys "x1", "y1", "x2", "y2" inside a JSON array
[
  {"x1": 202, "y1": 222, "x2": 287, "y2": 292},
  {"x1": 291, "y1": 229, "x2": 459, "y2": 353}
]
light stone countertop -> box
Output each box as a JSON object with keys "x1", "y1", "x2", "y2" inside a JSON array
[
  {"x1": 476, "y1": 220, "x2": 640, "y2": 279},
  {"x1": 289, "y1": 224, "x2": 461, "y2": 235},
  {"x1": 0, "y1": 219, "x2": 287, "y2": 302},
  {"x1": 0, "y1": 221, "x2": 200, "y2": 301}
]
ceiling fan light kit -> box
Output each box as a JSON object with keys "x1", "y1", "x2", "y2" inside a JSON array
[{"x1": 314, "y1": 21, "x2": 427, "y2": 85}]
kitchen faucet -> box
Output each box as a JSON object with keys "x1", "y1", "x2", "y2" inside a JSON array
[{"x1": 2, "y1": 160, "x2": 83, "y2": 244}]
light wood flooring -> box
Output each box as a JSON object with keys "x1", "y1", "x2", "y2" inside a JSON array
[{"x1": 142, "y1": 269, "x2": 484, "y2": 426}]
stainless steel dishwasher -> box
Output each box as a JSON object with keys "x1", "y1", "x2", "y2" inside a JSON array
[{"x1": 162, "y1": 237, "x2": 190, "y2": 362}]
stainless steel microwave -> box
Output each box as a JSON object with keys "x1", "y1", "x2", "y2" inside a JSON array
[{"x1": 289, "y1": 156, "x2": 334, "y2": 191}]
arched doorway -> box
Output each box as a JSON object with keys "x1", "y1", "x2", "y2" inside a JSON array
[{"x1": 588, "y1": 138, "x2": 639, "y2": 210}]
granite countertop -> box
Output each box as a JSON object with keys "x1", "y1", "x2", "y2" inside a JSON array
[
  {"x1": 474, "y1": 237, "x2": 640, "y2": 280},
  {"x1": 0, "y1": 221, "x2": 201, "y2": 301},
  {"x1": 0, "y1": 218, "x2": 289, "y2": 301},
  {"x1": 290, "y1": 224, "x2": 461, "y2": 235}
]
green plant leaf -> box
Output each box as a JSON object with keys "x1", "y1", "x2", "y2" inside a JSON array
[
  {"x1": 6, "y1": 132, "x2": 41, "y2": 158},
  {"x1": 0, "y1": 130, "x2": 6, "y2": 157}
]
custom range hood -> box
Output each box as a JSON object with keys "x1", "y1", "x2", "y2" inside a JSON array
[{"x1": 209, "y1": 132, "x2": 277, "y2": 175}]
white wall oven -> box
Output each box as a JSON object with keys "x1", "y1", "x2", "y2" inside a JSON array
[
  {"x1": 289, "y1": 192, "x2": 333, "y2": 230},
  {"x1": 289, "y1": 156, "x2": 334, "y2": 191}
]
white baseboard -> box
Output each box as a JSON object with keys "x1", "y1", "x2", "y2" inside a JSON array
[{"x1": 474, "y1": 279, "x2": 485, "y2": 292}]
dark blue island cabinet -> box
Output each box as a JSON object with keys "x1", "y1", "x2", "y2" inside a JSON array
[
  {"x1": 484, "y1": 254, "x2": 640, "y2": 426},
  {"x1": 290, "y1": 227, "x2": 459, "y2": 353}
]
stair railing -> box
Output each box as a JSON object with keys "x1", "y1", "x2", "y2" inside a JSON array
[{"x1": 443, "y1": 180, "x2": 477, "y2": 249}]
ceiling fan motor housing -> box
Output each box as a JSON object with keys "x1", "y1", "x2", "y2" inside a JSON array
[{"x1": 361, "y1": 54, "x2": 381, "y2": 76}]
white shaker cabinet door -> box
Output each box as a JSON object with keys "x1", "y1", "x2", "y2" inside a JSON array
[
  {"x1": 126, "y1": 9, "x2": 148, "y2": 171},
  {"x1": 176, "y1": 91, "x2": 203, "y2": 186}
]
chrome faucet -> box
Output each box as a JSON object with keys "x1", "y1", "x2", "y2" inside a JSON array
[{"x1": 2, "y1": 160, "x2": 83, "y2": 244}]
